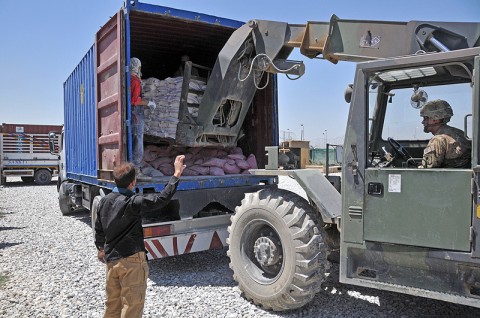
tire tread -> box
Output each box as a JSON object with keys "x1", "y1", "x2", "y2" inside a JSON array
[{"x1": 227, "y1": 188, "x2": 328, "y2": 311}]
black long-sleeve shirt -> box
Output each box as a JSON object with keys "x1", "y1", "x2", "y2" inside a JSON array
[{"x1": 94, "y1": 176, "x2": 179, "y2": 262}]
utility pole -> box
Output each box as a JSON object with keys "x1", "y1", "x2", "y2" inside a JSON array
[{"x1": 300, "y1": 124, "x2": 304, "y2": 141}]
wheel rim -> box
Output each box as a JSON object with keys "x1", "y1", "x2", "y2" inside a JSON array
[
  {"x1": 35, "y1": 170, "x2": 51, "y2": 184},
  {"x1": 38, "y1": 172, "x2": 48, "y2": 183},
  {"x1": 240, "y1": 218, "x2": 284, "y2": 284}
]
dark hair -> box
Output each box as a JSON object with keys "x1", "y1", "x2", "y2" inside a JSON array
[{"x1": 113, "y1": 162, "x2": 136, "y2": 188}]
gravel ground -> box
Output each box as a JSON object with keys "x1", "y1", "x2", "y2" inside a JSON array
[{"x1": 1, "y1": 176, "x2": 480, "y2": 317}]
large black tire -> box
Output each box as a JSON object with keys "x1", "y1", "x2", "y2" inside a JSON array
[
  {"x1": 21, "y1": 176, "x2": 35, "y2": 183},
  {"x1": 308, "y1": 198, "x2": 341, "y2": 263},
  {"x1": 227, "y1": 188, "x2": 327, "y2": 311},
  {"x1": 322, "y1": 224, "x2": 340, "y2": 263},
  {"x1": 91, "y1": 195, "x2": 102, "y2": 233},
  {"x1": 59, "y1": 182, "x2": 74, "y2": 215},
  {"x1": 34, "y1": 169, "x2": 52, "y2": 185}
]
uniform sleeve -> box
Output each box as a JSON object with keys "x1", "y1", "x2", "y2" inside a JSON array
[
  {"x1": 94, "y1": 198, "x2": 106, "y2": 250},
  {"x1": 423, "y1": 136, "x2": 448, "y2": 168},
  {"x1": 134, "y1": 176, "x2": 180, "y2": 214}
]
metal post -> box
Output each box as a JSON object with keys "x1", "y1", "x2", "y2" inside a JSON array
[{"x1": 325, "y1": 143, "x2": 330, "y2": 177}]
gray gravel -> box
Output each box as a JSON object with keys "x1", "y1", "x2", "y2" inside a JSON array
[{"x1": 1, "y1": 176, "x2": 480, "y2": 317}]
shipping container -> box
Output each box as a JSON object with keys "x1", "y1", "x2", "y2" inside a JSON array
[{"x1": 56, "y1": 0, "x2": 278, "y2": 259}]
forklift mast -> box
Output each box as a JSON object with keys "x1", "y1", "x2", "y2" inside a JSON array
[{"x1": 175, "y1": 15, "x2": 480, "y2": 147}]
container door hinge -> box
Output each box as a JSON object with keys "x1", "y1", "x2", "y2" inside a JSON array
[{"x1": 470, "y1": 226, "x2": 475, "y2": 242}]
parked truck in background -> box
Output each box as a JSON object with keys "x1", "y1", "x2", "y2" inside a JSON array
[
  {"x1": 1, "y1": 123, "x2": 61, "y2": 185},
  {"x1": 51, "y1": 0, "x2": 480, "y2": 312}
]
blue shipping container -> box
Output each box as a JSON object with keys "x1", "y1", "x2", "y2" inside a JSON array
[
  {"x1": 63, "y1": 1, "x2": 278, "y2": 191},
  {"x1": 63, "y1": 46, "x2": 97, "y2": 184}
]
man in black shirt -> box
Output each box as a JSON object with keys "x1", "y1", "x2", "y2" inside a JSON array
[{"x1": 95, "y1": 155, "x2": 185, "y2": 318}]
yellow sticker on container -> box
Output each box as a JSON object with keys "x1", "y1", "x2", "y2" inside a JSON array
[{"x1": 477, "y1": 205, "x2": 480, "y2": 219}]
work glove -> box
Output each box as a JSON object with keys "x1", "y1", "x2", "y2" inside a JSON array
[{"x1": 147, "y1": 100, "x2": 156, "y2": 111}]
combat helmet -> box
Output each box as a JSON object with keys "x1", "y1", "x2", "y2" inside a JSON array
[{"x1": 420, "y1": 99, "x2": 453, "y2": 123}]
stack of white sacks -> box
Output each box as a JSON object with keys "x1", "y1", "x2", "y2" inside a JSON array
[{"x1": 141, "y1": 76, "x2": 206, "y2": 139}]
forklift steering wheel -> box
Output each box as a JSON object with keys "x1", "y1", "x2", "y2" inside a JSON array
[{"x1": 388, "y1": 137, "x2": 413, "y2": 162}]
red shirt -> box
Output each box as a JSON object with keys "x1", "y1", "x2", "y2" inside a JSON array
[{"x1": 130, "y1": 74, "x2": 142, "y2": 106}]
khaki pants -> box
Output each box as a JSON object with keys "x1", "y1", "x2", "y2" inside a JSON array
[{"x1": 104, "y1": 251, "x2": 149, "y2": 318}]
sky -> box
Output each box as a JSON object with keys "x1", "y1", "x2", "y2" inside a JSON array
[{"x1": 1, "y1": 0, "x2": 479, "y2": 147}]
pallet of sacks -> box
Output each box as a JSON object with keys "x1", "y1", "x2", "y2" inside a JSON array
[{"x1": 140, "y1": 146, "x2": 258, "y2": 177}]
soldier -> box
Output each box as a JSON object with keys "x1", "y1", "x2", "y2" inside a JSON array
[{"x1": 420, "y1": 99, "x2": 471, "y2": 168}]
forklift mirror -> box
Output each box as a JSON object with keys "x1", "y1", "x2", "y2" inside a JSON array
[
  {"x1": 344, "y1": 84, "x2": 353, "y2": 103},
  {"x1": 335, "y1": 146, "x2": 343, "y2": 163}
]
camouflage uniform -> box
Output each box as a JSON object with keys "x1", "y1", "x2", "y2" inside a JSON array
[{"x1": 422, "y1": 124, "x2": 471, "y2": 168}]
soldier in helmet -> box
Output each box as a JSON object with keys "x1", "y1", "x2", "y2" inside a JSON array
[{"x1": 420, "y1": 99, "x2": 471, "y2": 168}]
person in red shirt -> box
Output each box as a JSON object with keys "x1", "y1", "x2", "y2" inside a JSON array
[{"x1": 130, "y1": 57, "x2": 156, "y2": 180}]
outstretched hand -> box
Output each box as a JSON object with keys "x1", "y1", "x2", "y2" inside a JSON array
[{"x1": 173, "y1": 155, "x2": 186, "y2": 177}]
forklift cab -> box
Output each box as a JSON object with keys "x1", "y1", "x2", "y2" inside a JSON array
[
  {"x1": 340, "y1": 47, "x2": 480, "y2": 304},
  {"x1": 367, "y1": 68, "x2": 473, "y2": 171},
  {"x1": 364, "y1": 56, "x2": 475, "y2": 251}
]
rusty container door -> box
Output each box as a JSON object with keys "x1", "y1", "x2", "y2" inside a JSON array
[{"x1": 95, "y1": 11, "x2": 126, "y2": 181}]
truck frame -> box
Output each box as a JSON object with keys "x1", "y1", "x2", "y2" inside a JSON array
[
  {"x1": 53, "y1": 2, "x2": 278, "y2": 258},
  {"x1": 52, "y1": 0, "x2": 480, "y2": 312}
]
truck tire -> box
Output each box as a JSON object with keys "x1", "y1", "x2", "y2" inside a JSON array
[
  {"x1": 91, "y1": 195, "x2": 102, "y2": 234},
  {"x1": 21, "y1": 176, "x2": 35, "y2": 183},
  {"x1": 323, "y1": 224, "x2": 340, "y2": 263},
  {"x1": 227, "y1": 188, "x2": 327, "y2": 311},
  {"x1": 58, "y1": 182, "x2": 74, "y2": 215},
  {"x1": 308, "y1": 199, "x2": 341, "y2": 263},
  {"x1": 1, "y1": 176, "x2": 6, "y2": 185},
  {"x1": 34, "y1": 169, "x2": 52, "y2": 185}
]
